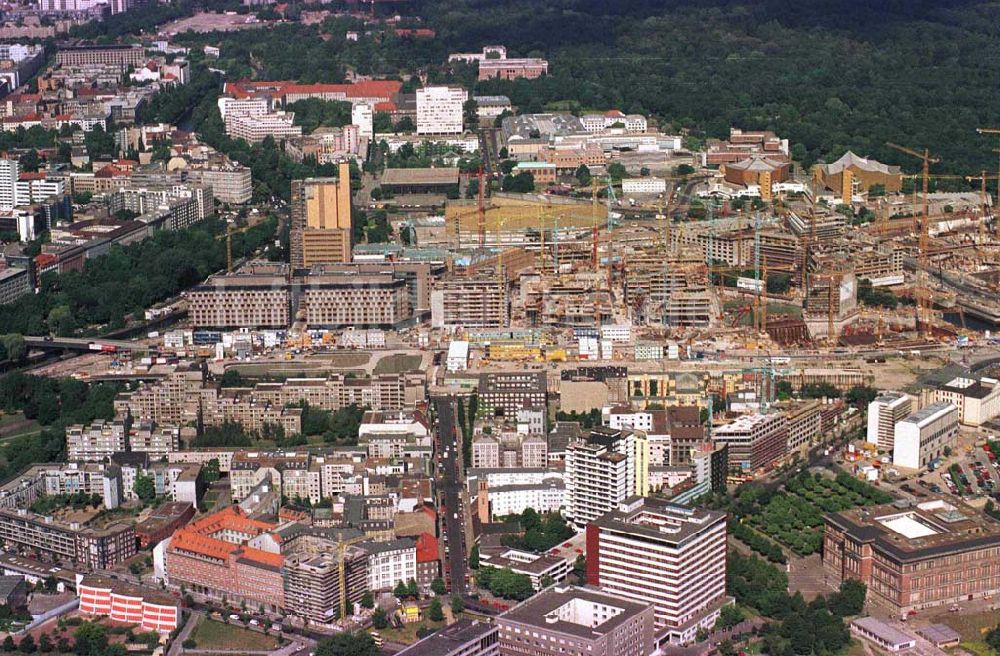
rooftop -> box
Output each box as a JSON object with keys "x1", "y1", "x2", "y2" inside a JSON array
[
  {"x1": 381, "y1": 167, "x2": 459, "y2": 186},
  {"x1": 395, "y1": 618, "x2": 497, "y2": 656},
  {"x1": 499, "y1": 585, "x2": 651, "y2": 639},
  {"x1": 590, "y1": 495, "x2": 726, "y2": 546}
]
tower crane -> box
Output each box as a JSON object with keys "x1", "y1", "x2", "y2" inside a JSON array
[
  {"x1": 886, "y1": 142, "x2": 940, "y2": 338},
  {"x1": 966, "y1": 171, "x2": 1000, "y2": 238}
]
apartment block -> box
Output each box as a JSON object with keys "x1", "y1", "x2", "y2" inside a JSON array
[
  {"x1": 66, "y1": 418, "x2": 130, "y2": 462},
  {"x1": 587, "y1": 497, "x2": 728, "y2": 644},
  {"x1": 282, "y1": 530, "x2": 368, "y2": 624},
  {"x1": 361, "y1": 538, "x2": 417, "y2": 592},
  {"x1": 0, "y1": 266, "x2": 30, "y2": 305},
  {"x1": 498, "y1": 586, "x2": 654, "y2": 656},
  {"x1": 79, "y1": 577, "x2": 180, "y2": 633},
  {"x1": 128, "y1": 421, "x2": 180, "y2": 458},
  {"x1": 0, "y1": 507, "x2": 135, "y2": 570},
  {"x1": 431, "y1": 276, "x2": 507, "y2": 328},
  {"x1": 478, "y1": 372, "x2": 547, "y2": 418},
  {"x1": 56, "y1": 44, "x2": 145, "y2": 68},
  {"x1": 565, "y1": 428, "x2": 635, "y2": 530}
]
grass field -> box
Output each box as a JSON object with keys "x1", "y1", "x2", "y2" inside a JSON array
[
  {"x1": 378, "y1": 619, "x2": 446, "y2": 645},
  {"x1": 190, "y1": 619, "x2": 278, "y2": 651},
  {"x1": 374, "y1": 354, "x2": 423, "y2": 375},
  {"x1": 937, "y1": 608, "x2": 1000, "y2": 642}
]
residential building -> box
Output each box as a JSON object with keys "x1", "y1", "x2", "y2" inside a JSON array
[
  {"x1": 416, "y1": 86, "x2": 467, "y2": 135},
  {"x1": 621, "y1": 177, "x2": 666, "y2": 194},
  {"x1": 0, "y1": 507, "x2": 135, "y2": 570},
  {"x1": 187, "y1": 266, "x2": 292, "y2": 329},
  {"x1": 712, "y1": 413, "x2": 788, "y2": 473},
  {"x1": 134, "y1": 501, "x2": 194, "y2": 549},
  {"x1": 395, "y1": 618, "x2": 498, "y2": 656},
  {"x1": 128, "y1": 421, "x2": 180, "y2": 458},
  {"x1": 196, "y1": 166, "x2": 252, "y2": 204},
  {"x1": 0, "y1": 159, "x2": 18, "y2": 209},
  {"x1": 823, "y1": 498, "x2": 1000, "y2": 614},
  {"x1": 587, "y1": 497, "x2": 729, "y2": 644},
  {"x1": 55, "y1": 44, "x2": 145, "y2": 68},
  {"x1": 352, "y1": 102, "x2": 373, "y2": 139},
  {"x1": 521, "y1": 435, "x2": 548, "y2": 468},
  {"x1": 892, "y1": 402, "x2": 959, "y2": 470},
  {"x1": 867, "y1": 391, "x2": 913, "y2": 451},
  {"x1": 782, "y1": 400, "x2": 823, "y2": 451},
  {"x1": 0, "y1": 266, "x2": 30, "y2": 305},
  {"x1": 581, "y1": 110, "x2": 647, "y2": 133},
  {"x1": 473, "y1": 472, "x2": 566, "y2": 520},
  {"x1": 66, "y1": 418, "x2": 130, "y2": 462},
  {"x1": 361, "y1": 538, "x2": 416, "y2": 591},
  {"x1": 497, "y1": 585, "x2": 655, "y2": 656},
  {"x1": 472, "y1": 436, "x2": 501, "y2": 469},
  {"x1": 478, "y1": 372, "x2": 547, "y2": 418},
  {"x1": 565, "y1": 428, "x2": 637, "y2": 529},
  {"x1": 290, "y1": 165, "x2": 353, "y2": 268}
]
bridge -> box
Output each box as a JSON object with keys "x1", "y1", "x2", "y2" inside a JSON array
[{"x1": 23, "y1": 336, "x2": 153, "y2": 353}]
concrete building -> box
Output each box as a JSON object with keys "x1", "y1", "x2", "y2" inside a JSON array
[
  {"x1": 0, "y1": 507, "x2": 135, "y2": 570},
  {"x1": 416, "y1": 86, "x2": 467, "y2": 135},
  {"x1": 497, "y1": 585, "x2": 655, "y2": 656},
  {"x1": 712, "y1": 413, "x2": 788, "y2": 473},
  {"x1": 850, "y1": 617, "x2": 917, "y2": 653},
  {"x1": 892, "y1": 402, "x2": 959, "y2": 470},
  {"x1": 933, "y1": 377, "x2": 1000, "y2": 427},
  {"x1": 351, "y1": 102, "x2": 374, "y2": 140},
  {"x1": 622, "y1": 177, "x2": 666, "y2": 194},
  {"x1": 480, "y1": 548, "x2": 569, "y2": 590},
  {"x1": 824, "y1": 498, "x2": 1000, "y2": 614},
  {"x1": 0, "y1": 266, "x2": 30, "y2": 305},
  {"x1": 55, "y1": 44, "x2": 145, "y2": 68},
  {"x1": 0, "y1": 159, "x2": 18, "y2": 209},
  {"x1": 432, "y1": 276, "x2": 506, "y2": 328},
  {"x1": 476, "y1": 473, "x2": 565, "y2": 519},
  {"x1": 290, "y1": 164, "x2": 353, "y2": 268},
  {"x1": 79, "y1": 576, "x2": 180, "y2": 633},
  {"x1": 565, "y1": 428, "x2": 638, "y2": 529},
  {"x1": 478, "y1": 57, "x2": 548, "y2": 81},
  {"x1": 472, "y1": 436, "x2": 501, "y2": 469},
  {"x1": 187, "y1": 267, "x2": 291, "y2": 329},
  {"x1": 66, "y1": 418, "x2": 130, "y2": 462},
  {"x1": 866, "y1": 391, "x2": 913, "y2": 451},
  {"x1": 283, "y1": 538, "x2": 368, "y2": 625},
  {"x1": 196, "y1": 166, "x2": 252, "y2": 204},
  {"x1": 478, "y1": 372, "x2": 547, "y2": 418},
  {"x1": 587, "y1": 497, "x2": 728, "y2": 644},
  {"x1": 128, "y1": 421, "x2": 180, "y2": 458},
  {"x1": 395, "y1": 618, "x2": 498, "y2": 656}
]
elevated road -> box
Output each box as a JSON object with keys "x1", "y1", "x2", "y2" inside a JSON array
[{"x1": 23, "y1": 336, "x2": 152, "y2": 353}]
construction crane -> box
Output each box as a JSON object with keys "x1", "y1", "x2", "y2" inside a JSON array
[
  {"x1": 886, "y1": 142, "x2": 940, "y2": 338},
  {"x1": 977, "y1": 127, "x2": 1000, "y2": 202},
  {"x1": 214, "y1": 221, "x2": 259, "y2": 273},
  {"x1": 966, "y1": 171, "x2": 1000, "y2": 238}
]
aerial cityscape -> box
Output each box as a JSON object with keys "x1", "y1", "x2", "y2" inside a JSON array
[{"x1": 0, "y1": 1, "x2": 996, "y2": 656}]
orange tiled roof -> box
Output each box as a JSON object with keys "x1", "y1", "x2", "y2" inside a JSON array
[{"x1": 415, "y1": 532, "x2": 438, "y2": 563}]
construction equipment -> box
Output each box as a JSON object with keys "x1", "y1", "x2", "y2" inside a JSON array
[
  {"x1": 338, "y1": 533, "x2": 366, "y2": 620},
  {"x1": 977, "y1": 127, "x2": 1000, "y2": 203},
  {"x1": 886, "y1": 142, "x2": 940, "y2": 338},
  {"x1": 966, "y1": 171, "x2": 1000, "y2": 238}
]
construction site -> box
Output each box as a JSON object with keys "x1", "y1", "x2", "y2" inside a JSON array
[{"x1": 418, "y1": 133, "x2": 1000, "y2": 357}]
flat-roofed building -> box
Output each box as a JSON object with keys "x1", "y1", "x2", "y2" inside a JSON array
[
  {"x1": 933, "y1": 376, "x2": 1000, "y2": 427},
  {"x1": 381, "y1": 167, "x2": 460, "y2": 194},
  {"x1": 431, "y1": 276, "x2": 506, "y2": 328},
  {"x1": 66, "y1": 418, "x2": 130, "y2": 462},
  {"x1": 478, "y1": 57, "x2": 548, "y2": 81},
  {"x1": 711, "y1": 413, "x2": 788, "y2": 473},
  {"x1": 893, "y1": 402, "x2": 959, "y2": 470},
  {"x1": 290, "y1": 165, "x2": 353, "y2": 268},
  {"x1": 415, "y1": 86, "x2": 467, "y2": 135},
  {"x1": 824, "y1": 498, "x2": 1000, "y2": 614},
  {"x1": 56, "y1": 44, "x2": 145, "y2": 68},
  {"x1": 587, "y1": 497, "x2": 728, "y2": 644},
  {"x1": 866, "y1": 391, "x2": 913, "y2": 451},
  {"x1": 395, "y1": 618, "x2": 498, "y2": 656},
  {"x1": 187, "y1": 267, "x2": 291, "y2": 329},
  {"x1": 497, "y1": 585, "x2": 655, "y2": 656}
]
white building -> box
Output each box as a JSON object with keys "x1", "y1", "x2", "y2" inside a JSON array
[
  {"x1": 892, "y1": 402, "x2": 959, "y2": 470},
  {"x1": 416, "y1": 86, "x2": 468, "y2": 135},
  {"x1": 479, "y1": 548, "x2": 569, "y2": 590},
  {"x1": 472, "y1": 436, "x2": 500, "y2": 469},
  {"x1": 351, "y1": 102, "x2": 374, "y2": 140},
  {"x1": 480, "y1": 473, "x2": 565, "y2": 519},
  {"x1": 16, "y1": 177, "x2": 65, "y2": 205},
  {"x1": 66, "y1": 419, "x2": 129, "y2": 462},
  {"x1": 622, "y1": 177, "x2": 667, "y2": 195},
  {"x1": 933, "y1": 376, "x2": 1000, "y2": 427},
  {"x1": 361, "y1": 539, "x2": 416, "y2": 591},
  {"x1": 521, "y1": 435, "x2": 548, "y2": 468},
  {"x1": 0, "y1": 160, "x2": 18, "y2": 210},
  {"x1": 606, "y1": 408, "x2": 654, "y2": 432},
  {"x1": 599, "y1": 323, "x2": 631, "y2": 343},
  {"x1": 565, "y1": 428, "x2": 636, "y2": 529},
  {"x1": 446, "y1": 340, "x2": 470, "y2": 372},
  {"x1": 866, "y1": 391, "x2": 913, "y2": 451},
  {"x1": 580, "y1": 110, "x2": 647, "y2": 133},
  {"x1": 516, "y1": 406, "x2": 545, "y2": 435}
]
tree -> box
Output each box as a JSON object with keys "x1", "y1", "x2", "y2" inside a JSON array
[
  {"x1": 371, "y1": 608, "x2": 388, "y2": 630},
  {"x1": 2, "y1": 636, "x2": 13, "y2": 652},
  {"x1": 0, "y1": 335, "x2": 26, "y2": 363},
  {"x1": 393, "y1": 581, "x2": 408, "y2": 599},
  {"x1": 676, "y1": 164, "x2": 695, "y2": 176},
  {"x1": 501, "y1": 172, "x2": 535, "y2": 193},
  {"x1": 36, "y1": 635, "x2": 51, "y2": 654},
  {"x1": 314, "y1": 633, "x2": 379, "y2": 656},
  {"x1": 360, "y1": 591, "x2": 374, "y2": 609},
  {"x1": 469, "y1": 545, "x2": 479, "y2": 569},
  {"x1": 220, "y1": 369, "x2": 244, "y2": 387},
  {"x1": 715, "y1": 604, "x2": 744, "y2": 630},
  {"x1": 776, "y1": 380, "x2": 794, "y2": 401},
  {"x1": 47, "y1": 305, "x2": 76, "y2": 337},
  {"x1": 15, "y1": 636, "x2": 33, "y2": 654},
  {"x1": 450, "y1": 595, "x2": 464, "y2": 615},
  {"x1": 607, "y1": 162, "x2": 627, "y2": 181},
  {"x1": 829, "y1": 579, "x2": 866, "y2": 617},
  {"x1": 845, "y1": 385, "x2": 878, "y2": 409},
  {"x1": 203, "y1": 458, "x2": 220, "y2": 484},
  {"x1": 539, "y1": 574, "x2": 554, "y2": 588},
  {"x1": 430, "y1": 577, "x2": 446, "y2": 596},
  {"x1": 181, "y1": 639, "x2": 197, "y2": 649},
  {"x1": 133, "y1": 474, "x2": 156, "y2": 502},
  {"x1": 427, "y1": 598, "x2": 444, "y2": 622},
  {"x1": 574, "y1": 164, "x2": 592, "y2": 187},
  {"x1": 406, "y1": 578, "x2": 418, "y2": 598}
]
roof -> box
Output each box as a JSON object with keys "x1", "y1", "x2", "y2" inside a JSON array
[
  {"x1": 499, "y1": 585, "x2": 651, "y2": 639},
  {"x1": 851, "y1": 617, "x2": 915, "y2": 647},
  {"x1": 727, "y1": 153, "x2": 787, "y2": 172},
  {"x1": 590, "y1": 496, "x2": 726, "y2": 546},
  {"x1": 917, "y1": 624, "x2": 961, "y2": 645},
  {"x1": 823, "y1": 151, "x2": 900, "y2": 176},
  {"x1": 396, "y1": 619, "x2": 496, "y2": 656},
  {"x1": 415, "y1": 532, "x2": 438, "y2": 563},
  {"x1": 899, "y1": 401, "x2": 956, "y2": 428},
  {"x1": 0, "y1": 576, "x2": 23, "y2": 599},
  {"x1": 381, "y1": 167, "x2": 460, "y2": 186},
  {"x1": 359, "y1": 537, "x2": 416, "y2": 555}
]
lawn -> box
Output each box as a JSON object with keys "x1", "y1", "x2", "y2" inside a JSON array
[
  {"x1": 937, "y1": 608, "x2": 1000, "y2": 642},
  {"x1": 378, "y1": 619, "x2": 446, "y2": 645},
  {"x1": 373, "y1": 354, "x2": 422, "y2": 375},
  {"x1": 743, "y1": 472, "x2": 893, "y2": 556},
  {"x1": 190, "y1": 619, "x2": 279, "y2": 651}
]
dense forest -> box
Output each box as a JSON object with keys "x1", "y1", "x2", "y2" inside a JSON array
[{"x1": 166, "y1": 0, "x2": 1000, "y2": 179}]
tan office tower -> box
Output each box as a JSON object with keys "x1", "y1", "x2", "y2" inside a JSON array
[{"x1": 290, "y1": 162, "x2": 353, "y2": 268}]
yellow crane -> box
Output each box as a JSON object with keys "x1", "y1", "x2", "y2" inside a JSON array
[
  {"x1": 966, "y1": 171, "x2": 1000, "y2": 238},
  {"x1": 886, "y1": 142, "x2": 940, "y2": 338}
]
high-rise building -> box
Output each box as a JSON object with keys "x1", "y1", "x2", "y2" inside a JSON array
[
  {"x1": 711, "y1": 413, "x2": 788, "y2": 473},
  {"x1": 587, "y1": 497, "x2": 729, "y2": 645},
  {"x1": 565, "y1": 428, "x2": 641, "y2": 530},
  {"x1": 351, "y1": 102, "x2": 374, "y2": 139},
  {"x1": 0, "y1": 159, "x2": 18, "y2": 210},
  {"x1": 290, "y1": 163, "x2": 353, "y2": 268},
  {"x1": 866, "y1": 391, "x2": 912, "y2": 452},
  {"x1": 416, "y1": 86, "x2": 468, "y2": 135}
]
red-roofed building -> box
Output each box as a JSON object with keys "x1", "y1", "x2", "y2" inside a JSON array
[
  {"x1": 224, "y1": 79, "x2": 402, "y2": 109},
  {"x1": 414, "y1": 532, "x2": 439, "y2": 591},
  {"x1": 164, "y1": 506, "x2": 286, "y2": 611}
]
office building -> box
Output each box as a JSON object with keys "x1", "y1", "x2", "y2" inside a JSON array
[
  {"x1": 823, "y1": 498, "x2": 1000, "y2": 614},
  {"x1": 933, "y1": 376, "x2": 1000, "y2": 427},
  {"x1": 0, "y1": 159, "x2": 17, "y2": 210},
  {"x1": 396, "y1": 618, "x2": 498, "y2": 656},
  {"x1": 187, "y1": 266, "x2": 292, "y2": 329},
  {"x1": 79, "y1": 576, "x2": 180, "y2": 633},
  {"x1": 0, "y1": 508, "x2": 135, "y2": 570},
  {"x1": 55, "y1": 44, "x2": 145, "y2": 68},
  {"x1": 290, "y1": 164, "x2": 353, "y2": 268},
  {"x1": 196, "y1": 166, "x2": 253, "y2": 204},
  {"x1": 361, "y1": 538, "x2": 417, "y2": 592},
  {"x1": 352, "y1": 102, "x2": 374, "y2": 139},
  {"x1": 416, "y1": 86, "x2": 467, "y2": 135},
  {"x1": 478, "y1": 57, "x2": 548, "y2": 81},
  {"x1": 0, "y1": 266, "x2": 30, "y2": 305},
  {"x1": 711, "y1": 413, "x2": 788, "y2": 473},
  {"x1": 587, "y1": 497, "x2": 728, "y2": 644},
  {"x1": 892, "y1": 402, "x2": 959, "y2": 470},
  {"x1": 431, "y1": 276, "x2": 507, "y2": 328},
  {"x1": 497, "y1": 585, "x2": 655, "y2": 656},
  {"x1": 477, "y1": 372, "x2": 547, "y2": 419},
  {"x1": 866, "y1": 391, "x2": 913, "y2": 451}
]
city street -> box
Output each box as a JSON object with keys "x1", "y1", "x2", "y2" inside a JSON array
[{"x1": 434, "y1": 397, "x2": 469, "y2": 596}]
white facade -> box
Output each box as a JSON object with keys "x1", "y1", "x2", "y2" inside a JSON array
[
  {"x1": 580, "y1": 112, "x2": 647, "y2": 133},
  {"x1": 364, "y1": 540, "x2": 416, "y2": 591},
  {"x1": 16, "y1": 178, "x2": 64, "y2": 205},
  {"x1": 416, "y1": 86, "x2": 468, "y2": 135},
  {"x1": 893, "y1": 402, "x2": 959, "y2": 470},
  {"x1": 565, "y1": 431, "x2": 634, "y2": 529},
  {"x1": 351, "y1": 102, "x2": 374, "y2": 140},
  {"x1": 933, "y1": 377, "x2": 1000, "y2": 427},
  {"x1": 0, "y1": 160, "x2": 18, "y2": 210},
  {"x1": 867, "y1": 391, "x2": 913, "y2": 451},
  {"x1": 485, "y1": 476, "x2": 565, "y2": 518},
  {"x1": 622, "y1": 177, "x2": 667, "y2": 194},
  {"x1": 606, "y1": 410, "x2": 653, "y2": 432},
  {"x1": 446, "y1": 340, "x2": 470, "y2": 372}
]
